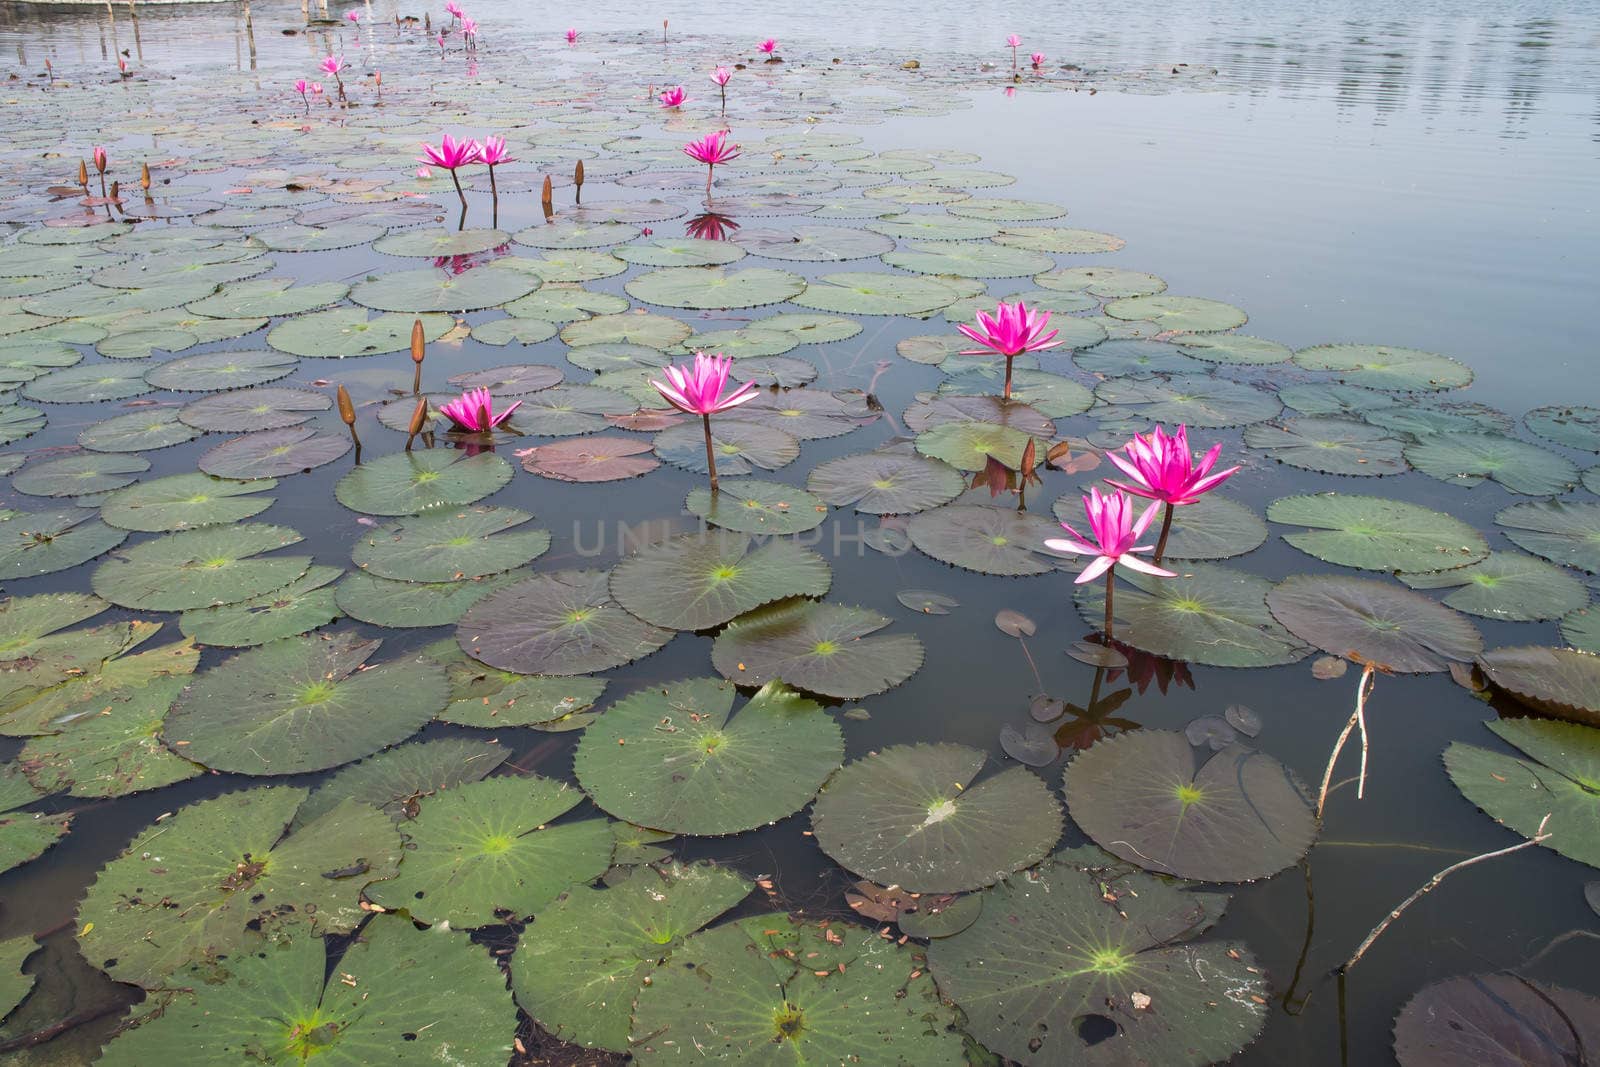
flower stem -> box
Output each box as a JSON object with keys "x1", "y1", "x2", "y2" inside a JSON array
[
  {"x1": 488, "y1": 163, "x2": 497, "y2": 202},
  {"x1": 703, "y1": 413, "x2": 718, "y2": 493},
  {"x1": 1003, "y1": 354, "x2": 1014, "y2": 400},
  {"x1": 705, "y1": 165, "x2": 713, "y2": 199},
  {"x1": 1152, "y1": 502, "x2": 1175, "y2": 564},
  {"x1": 449, "y1": 167, "x2": 466, "y2": 209},
  {"x1": 1103, "y1": 567, "x2": 1115, "y2": 640}
]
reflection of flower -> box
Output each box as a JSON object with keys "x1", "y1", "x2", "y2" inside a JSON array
[
  {"x1": 441, "y1": 387, "x2": 520, "y2": 432},
  {"x1": 1090, "y1": 634, "x2": 1197, "y2": 696},
  {"x1": 685, "y1": 211, "x2": 740, "y2": 241}
]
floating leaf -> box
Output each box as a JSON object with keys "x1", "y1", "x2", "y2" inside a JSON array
[
  {"x1": 178, "y1": 386, "x2": 329, "y2": 432},
  {"x1": 24, "y1": 363, "x2": 152, "y2": 403},
  {"x1": 430, "y1": 643, "x2": 607, "y2": 729},
  {"x1": 610, "y1": 531, "x2": 830, "y2": 631},
  {"x1": 1244, "y1": 417, "x2": 1408, "y2": 476},
  {"x1": 0, "y1": 507, "x2": 127, "y2": 579},
  {"x1": 143, "y1": 349, "x2": 298, "y2": 392},
  {"x1": 77, "y1": 786, "x2": 401, "y2": 987},
  {"x1": 1525, "y1": 405, "x2": 1600, "y2": 452},
  {"x1": 711, "y1": 600, "x2": 922, "y2": 698},
  {"x1": 1104, "y1": 295, "x2": 1247, "y2": 332},
  {"x1": 1266, "y1": 493, "x2": 1488, "y2": 572},
  {"x1": 1401, "y1": 554, "x2": 1587, "y2": 622},
  {"x1": 185, "y1": 278, "x2": 349, "y2": 318},
  {"x1": 812, "y1": 743, "x2": 1061, "y2": 892},
  {"x1": 508, "y1": 384, "x2": 636, "y2": 436},
  {"x1": 100, "y1": 473, "x2": 276, "y2": 533},
  {"x1": 625, "y1": 265, "x2": 806, "y2": 310},
  {"x1": 164, "y1": 633, "x2": 446, "y2": 775},
  {"x1": 334, "y1": 568, "x2": 528, "y2": 629},
  {"x1": 0, "y1": 767, "x2": 69, "y2": 875},
  {"x1": 1266, "y1": 574, "x2": 1482, "y2": 672},
  {"x1": 294, "y1": 736, "x2": 510, "y2": 827},
  {"x1": 91, "y1": 523, "x2": 309, "y2": 611},
  {"x1": 78, "y1": 409, "x2": 201, "y2": 452},
  {"x1": 178, "y1": 565, "x2": 343, "y2": 648},
  {"x1": 521, "y1": 435, "x2": 660, "y2": 482},
  {"x1": 1497, "y1": 501, "x2": 1600, "y2": 573},
  {"x1": 0, "y1": 933, "x2": 35, "y2": 1022},
  {"x1": 0, "y1": 404, "x2": 46, "y2": 445},
  {"x1": 927, "y1": 847, "x2": 1266, "y2": 1067},
  {"x1": 1179, "y1": 334, "x2": 1293, "y2": 365},
  {"x1": 897, "y1": 589, "x2": 959, "y2": 615},
  {"x1": 1445, "y1": 717, "x2": 1600, "y2": 869},
  {"x1": 1294, "y1": 343, "x2": 1472, "y2": 391},
  {"x1": 806, "y1": 450, "x2": 966, "y2": 514},
  {"x1": 1394, "y1": 974, "x2": 1600, "y2": 1067},
  {"x1": 372, "y1": 226, "x2": 511, "y2": 257},
  {"x1": 334, "y1": 450, "x2": 512, "y2": 516},
  {"x1": 685, "y1": 478, "x2": 829, "y2": 534},
  {"x1": 1094, "y1": 375, "x2": 1280, "y2": 428},
  {"x1": 914, "y1": 420, "x2": 1037, "y2": 472},
  {"x1": 1406, "y1": 432, "x2": 1578, "y2": 495},
  {"x1": 576, "y1": 679, "x2": 844, "y2": 835},
  {"x1": 653, "y1": 419, "x2": 799, "y2": 476},
  {"x1": 908, "y1": 505, "x2": 1062, "y2": 576},
  {"x1": 1073, "y1": 339, "x2": 1207, "y2": 378},
  {"x1": 560, "y1": 311, "x2": 693, "y2": 350},
  {"x1": 18, "y1": 677, "x2": 198, "y2": 797},
  {"x1": 13, "y1": 453, "x2": 147, "y2": 498},
  {"x1": 367, "y1": 775, "x2": 612, "y2": 927},
  {"x1": 350, "y1": 262, "x2": 538, "y2": 313},
  {"x1": 266, "y1": 307, "x2": 453, "y2": 359},
  {"x1": 883, "y1": 242, "x2": 1054, "y2": 278},
  {"x1": 198, "y1": 425, "x2": 353, "y2": 479},
  {"x1": 457, "y1": 569, "x2": 673, "y2": 676},
  {"x1": 1056, "y1": 493, "x2": 1266, "y2": 561},
  {"x1": 353, "y1": 506, "x2": 549, "y2": 583},
  {"x1": 1474, "y1": 646, "x2": 1600, "y2": 725},
  {"x1": 1279, "y1": 382, "x2": 1397, "y2": 417},
  {"x1": 790, "y1": 272, "x2": 961, "y2": 315}
]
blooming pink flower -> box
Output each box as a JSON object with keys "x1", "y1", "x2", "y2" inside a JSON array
[
  {"x1": 957, "y1": 299, "x2": 1060, "y2": 358},
  {"x1": 650, "y1": 351, "x2": 759, "y2": 416},
  {"x1": 461, "y1": 17, "x2": 477, "y2": 38},
  {"x1": 565, "y1": 27, "x2": 579, "y2": 43},
  {"x1": 436, "y1": 32, "x2": 447, "y2": 53},
  {"x1": 683, "y1": 130, "x2": 739, "y2": 166},
  {"x1": 1046, "y1": 487, "x2": 1176, "y2": 585},
  {"x1": 320, "y1": 55, "x2": 346, "y2": 76},
  {"x1": 440, "y1": 387, "x2": 520, "y2": 432},
  {"x1": 1031, "y1": 51, "x2": 1045, "y2": 66},
  {"x1": 1104, "y1": 424, "x2": 1239, "y2": 507},
  {"x1": 659, "y1": 85, "x2": 688, "y2": 108},
  {"x1": 346, "y1": 10, "x2": 360, "y2": 23},
  {"x1": 710, "y1": 66, "x2": 732, "y2": 86},
  {"x1": 418, "y1": 132, "x2": 482, "y2": 170},
  {"x1": 311, "y1": 82, "x2": 324, "y2": 95},
  {"x1": 758, "y1": 38, "x2": 778, "y2": 54},
  {"x1": 294, "y1": 78, "x2": 308, "y2": 94},
  {"x1": 1006, "y1": 33, "x2": 1022, "y2": 47},
  {"x1": 445, "y1": 1, "x2": 462, "y2": 18},
  {"x1": 479, "y1": 135, "x2": 513, "y2": 166},
  {"x1": 641, "y1": 227, "x2": 653, "y2": 236}
]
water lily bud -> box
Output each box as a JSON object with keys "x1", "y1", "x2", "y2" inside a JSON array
[
  {"x1": 139, "y1": 162, "x2": 150, "y2": 190},
  {"x1": 109, "y1": 180, "x2": 119, "y2": 200},
  {"x1": 336, "y1": 384, "x2": 356, "y2": 426},
  {"x1": 540, "y1": 175, "x2": 553, "y2": 209},
  {"x1": 574, "y1": 160, "x2": 584, "y2": 188},
  {"x1": 77, "y1": 160, "x2": 88, "y2": 187},
  {"x1": 410, "y1": 318, "x2": 426, "y2": 364}
]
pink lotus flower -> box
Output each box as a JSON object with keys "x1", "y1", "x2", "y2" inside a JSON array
[
  {"x1": 479, "y1": 134, "x2": 513, "y2": 166},
  {"x1": 565, "y1": 27, "x2": 579, "y2": 44},
  {"x1": 710, "y1": 66, "x2": 732, "y2": 86},
  {"x1": 294, "y1": 78, "x2": 310, "y2": 111},
  {"x1": 311, "y1": 82, "x2": 324, "y2": 95},
  {"x1": 346, "y1": 9, "x2": 360, "y2": 23},
  {"x1": 683, "y1": 130, "x2": 739, "y2": 194},
  {"x1": 1006, "y1": 33, "x2": 1022, "y2": 70},
  {"x1": 320, "y1": 55, "x2": 346, "y2": 76},
  {"x1": 650, "y1": 351, "x2": 759, "y2": 491},
  {"x1": 440, "y1": 387, "x2": 520, "y2": 432},
  {"x1": 418, "y1": 133, "x2": 482, "y2": 206},
  {"x1": 956, "y1": 298, "x2": 1061, "y2": 399},
  {"x1": 758, "y1": 38, "x2": 778, "y2": 55},
  {"x1": 1104, "y1": 423, "x2": 1239, "y2": 563},
  {"x1": 445, "y1": 1, "x2": 462, "y2": 19},
  {"x1": 461, "y1": 17, "x2": 477, "y2": 40},
  {"x1": 641, "y1": 227, "x2": 653, "y2": 236},
  {"x1": 659, "y1": 85, "x2": 688, "y2": 108},
  {"x1": 1031, "y1": 51, "x2": 1045, "y2": 67},
  {"x1": 1048, "y1": 487, "x2": 1175, "y2": 639},
  {"x1": 436, "y1": 32, "x2": 447, "y2": 54}
]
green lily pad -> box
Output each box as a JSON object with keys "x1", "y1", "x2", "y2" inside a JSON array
[
  {"x1": 373, "y1": 226, "x2": 512, "y2": 257},
  {"x1": 178, "y1": 565, "x2": 343, "y2": 647},
  {"x1": 353, "y1": 506, "x2": 549, "y2": 582},
  {"x1": 164, "y1": 633, "x2": 445, "y2": 776},
  {"x1": 1076, "y1": 563, "x2": 1312, "y2": 667},
  {"x1": 561, "y1": 312, "x2": 693, "y2": 350},
  {"x1": 1179, "y1": 334, "x2": 1293, "y2": 365},
  {"x1": 334, "y1": 450, "x2": 512, "y2": 516},
  {"x1": 727, "y1": 354, "x2": 818, "y2": 388},
  {"x1": 367, "y1": 775, "x2": 612, "y2": 927},
  {"x1": 511, "y1": 861, "x2": 750, "y2": 1052},
  {"x1": 0, "y1": 933, "x2": 36, "y2": 1023},
  {"x1": 625, "y1": 266, "x2": 806, "y2": 310},
  {"x1": 17, "y1": 676, "x2": 199, "y2": 797},
  {"x1": 711, "y1": 600, "x2": 923, "y2": 698},
  {"x1": 1035, "y1": 265, "x2": 1167, "y2": 298},
  {"x1": 0, "y1": 631, "x2": 198, "y2": 739},
  {"x1": 0, "y1": 405, "x2": 44, "y2": 446},
  {"x1": 993, "y1": 226, "x2": 1125, "y2": 253},
  {"x1": 505, "y1": 284, "x2": 630, "y2": 322},
  {"x1": 186, "y1": 278, "x2": 350, "y2": 318},
  {"x1": 1073, "y1": 339, "x2": 1208, "y2": 378},
  {"x1": 946, "y1": 197, "x2": 1066, "y2": 221},
  {"x1": 457, "y1": 569, "x2": 673, "y2": 676},
  {"x1": 91, "y1": 523, "x2": 309, "y2": 611},
  {"x1": 1474, "y1": 646, "x2": 1600, "y2": 726},
  {"x1": 1104, "y1": 295, "x2": 1247, "y2": 332},
  {"x1": 1445, "y1": 717, "x2": 1600, "y2": 869},
  {"x1": 807, "y1": 450, "x2": 966, "y2": 514},
  {"x1": 513, "y1": 250, "x2": 629, "y2": 283},
  {"x1": 0, "y1": 767, "x2": 69, "y2": 875},
  {"x1": 143, "y1": 349, "x2": 299, "y2": 391},
  {"x1": 1266, "y1": 574, "x2": 1482, "y2": 672},
  {"x1": 1244, "y1": 417, "x2": 1409, "y2": 476},
  {"x1": 1056, "y1": 493, "x2": 1266, "y2": 561},
  {"x1": 682, "y1": 478, "x2": 827, "y2": 534},
  {"x1": 1497, "y1": 501, "x2": 1600, "y2": 573},
  {"x1": 256, "y1": 221, "x2": 388, "y2": 251},
  {"x1": 95, "y1": 913, "x2": 514, "y2": 1066},
  {"x1": 293, "y1": 736, "x2": 511, "y2": 827},
  {"x1": 866, "y1": 214, "x2": 1001, "y2": 241},
  {"x1": 350, "y1": 263, "x2": 538, "y2": 313},
  {"x1": 22, "y1": 363, "x2": 152, "y2": 403},
  {"x1": 1406, "y1": 432, "x2": 1578, "y2": 495},
  {"x1": 508, "y1": 384, "x2": 636, "y2": 436},
  {"x1": 914, "y1": 420, "x2": 1038, "y2": 471},
  {"x1": 1366, "y1": 401, "x2": 1515, "y2": 438},
  {"x1": 882, "y1": 242, "x2": 1053, "y2": 278},
  {"x1": 1279, "y1": 382, "x2": 1398, "y2": 417},
  {"x1": 1525, "y1": 406, "x2": 1600, "y2": 452},
  {"x1": 1065, "y1": 730, "x2": 1315, "y2": 881},
  {"x1": 1294, "y1": 343, "x2": 1472, "y2": 391},
  {"x1": 1394, "y1": 975, "x2": 1600, "y2": 1067},
  {"x1": 178, "y1": 386, "x2": 330, "y2": 432},
  {"x1": 812, "y1": 743, "x2": 1061, "y2": 892},
  {"x1": 198, "y1": 426, "x2": 353, "y2": 479},
  {"x1": 469, "y1": 317, "x2": 560, "y2": 346},
  {"x1": 939, "y1": 367, "x2": 1094, "y2": 417},
  {"x1": 334, "y1": 566, "x2": 526, "y2": 628},
  {"x1": 615, "y1": 236, "x2": 748, "y2": 267},
  {"x1": 101, "y1": 473, "x2": 277, "y2": 533},
  {"x1": 610, "y1": 531, "x2": 831, "y2": 631},
  {"x1": 447, "y1": 363, "x2": 565, "y2": 395},
  {"x1": 1094, "y1": 375, "x2": 1281, "y2": 428},
  {"x1": 790, "y1": 272, "x2": 961, "y2": 315},
  {"x1": 733, "y1": 224, "x2": 895, "y2": 261},
  {"x1": 78, "y1": 409, "x2": 201, "y2": 452},
  {"x1": 513, "y1": 220, "x2": 640, "y2": 250},
  {"x1": 266, "y1": 308, "x2": 453, "y2": 359},
  {"x1": 430, "y1": 641, "x2": 607, "y2": 728},
  {"x1": 908, "y1": 505, "x2": 1062, "y2": 576},
  {"x1": 673, "y1": 327, "x2": 797, "y2": 359},
  {"x1": 0, "y1": 508, "x2": 127, "y2": 579},
  {"x1": 630, "y1": 911, "x2": 964, "y2": 1065},
  {"x1": 1561, "y1": 607, "x2": 1600, "y2": 653},
  {"x1": 1401, "y1": 554, "x2": 1588, "y2": 622},
  {"x1": 576, "y1": 678, "x2": 843, "y2": 835},
  {"x1": 927, "y1": 847, "x2": 1267, "y2": 1067},
  {"x1": 13, "y1": 453, "x2": 147, "y2": 497},
  {"x1": 1267, "y1": 493, "x2": 1489, "y2": 572},
  {"x1": 77, "y1": 785, "x2": 401, "y2": 987},
  {"x1": 654, "y1": 419, "x2": 800, "y2": 475}
]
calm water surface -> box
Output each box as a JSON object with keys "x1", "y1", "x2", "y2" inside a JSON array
[{"x1": 0, "y1": 1, "x2": 1596, "y2": 1064}]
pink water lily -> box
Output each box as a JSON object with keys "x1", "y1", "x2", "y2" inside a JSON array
[
  {"x1": 461, "y1": 17, "x2": 477, "y2": 43},
  {"x1": 1031, "y1": 51, "x2": 1046, "y2": 68},
  {"x1": 1047, "y1": 487, "x2": 1176, "y2": 638},
  {"x1": 419, "y1": 133, "x2": 482, "y2": 207},
  {"x1": 758, "y1": 38, "x2": 778, "y2": 55},
  {"x1": 1006, "y1": 32, "x2": 1022, "y2": 69},
  {"x1": 479, "y1": 134, "x2": 512, "y2": 202},
  {"x1": 710, "y1": 65, "x2": 732, "y2": 112},
  {"x1": 683, "y1": 130, "x2": 739, "y2": 194},
  {"x1": 565, "y1": 27, "x2": 579, "y2": 44},
  {"x1": 440, "y1": 387, "x2": 520, "y2": 433},
  {"x1": 320, "y1": 54, "x2": 347, "y2": 97},
  {"x1": 346, "y1": 9, "x2": 360, "y2": 23},
  {"x1": 1105, "y1": 423, "x2": 1239, "y2": 562},
  {"x1": 659, "y1": 85, "x2": 688, "y2": 108},
  {"x1": 294, "y1": 78, "x2": 310, "y2": 112},
  {"x1": 956, "y1": 298, "x2": 1061, "y2": 399},
  {"x1": 650, "y1": 351, "x2": 759, "y2": 491},
  {"x1": 445, "y1": 1, "x2": 462, "y2": 19}
]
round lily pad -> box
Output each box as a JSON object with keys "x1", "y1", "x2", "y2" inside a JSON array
[
  {"x1": 939, "y1": 367, "x2": 1094, "y2": 417},
  {"x1": 509, "y1": 384, "x2": 636, "y2": 436},
  {"x1": 23, "y1": 363, "x2": 152, "y2": 403},
  {"x1": 947, "y1": 197, "x2": 1066, "y2": 221},
  {"x1": 0, "y1": 507, "x2": 127, "y2": 579},
  {"x1": 576, "y1": 678, "x2": 844, "y2": 835},
  {"x1": 1244, "y1": 417, "x2": 1408, "y2": 476},
  {"x1": 812, "y1": 743, "x2": 1062, "y2": 892},
  {"x1": 1266, "y1": 574, "x2": 1482, "y2": 672},
  {"x1": 95, "y1": 913, "x2": 513, "y2": 1066},
  {"x1": 726, "y1": 354, "x2": 818, "y2": 388},
  {"x1": 914, "y1": 420, "x2": 1038, "y2": 472},
  {"x1": 353, "y1": 506, "x2": 549, "y2": 582},
  {"x1": 367, "y1": 775, "x2": 612, "y2": 927},
  {"x1": 1367, "y1": 401, "x2": 1515, "y2": 438},
  {"x1": 733, "y1": 224, "x2": 894, "y2": 261},
  {"x1": 76, "y1": 785, "x2": 401, "y2": 987},
  {"x1": 1094, "y1": 375, "x2": 1280, "y2": 428},
  {"x1": 432, "y1": 644, "x2": 607, "y2": 728},
  {"x1": 790, "y1": 272, "x2": 961, "y2": 315},
  {"x1": 1104, "y1": 295, "x2": 1247, "y2": 332},
  {"x1": 165, "y1": 633, "x2": 446, "y2": 776},
  {"x1": 513, "y1": 220, "x2": 641, "y2": 251},
  {"x1": 1401, "y1": 553, "x2": 1588, "y2": 622},
  {"x1": 91, "y1": 523, "x2": 310, "y2": 611},
  {"x1": 724, "y1": 390, "x2": 864, "y2": 440},
  {"x1": 198, "y1": 425, "x2": 353, "y2": 479},
  {"x1": 1474, "y1": 646, "x2": 1600, "y2": 725},
  {"x1": 77, "y1": 408, "x2": 199, "y2": 452},
  {"x1": 806, "y1": 450, "x2": 966, "y2": 514},
  {"x1": 1073, "y1": 339, "x2": 1208, "y2": 378},
  {"x1": 993, "y1": 226, "x2": 1125, "y2": 253},
  {"x1": 561, "y1": 312, "x2": 693, "y2": 349},
  {"x1": 457, "y1": 569, "x2": 673, "y2": 676},
  {"x1": 266, "y1": 308, "x2": 453, "y2": 359},
  {"x1": 0, "y1": 404, "x2": 45, "y2": 445},
  {"x1": 521, "y1": 435, "x2": 661, "y2": 482},
  {"x1": 683, "y1": 478, "x2": 828, "y2": 534},
  {"x1": 1280, "y1": 382, "x2": 1397, "y2": 417},
  {"x1": 1055, "y1": 493, "x2": 1266, "y2": 562},
  {"x1": 1179, "y1": 334, "x2": 1293, "y2": 365},
  {"x1": 1266, "y1": 493, "x2": 1489, "y2": 572},
  {"x1": 178, "y1": 386, "x2": 330, "y2": 432},
  {"x1": 1294, "y1": 343, "x2": 1472, "y2": 391},
  {"x1": 1406, "y1": 432, "x2": 1578, "y2": 496},
  {"x1": 293, "y1": 735, "x2": 511, "y2": 826},
  {"x1": 101, "y1": 473, "x2": 276, "y2": 532},
  {"x1": 1445, "y1": 717, "x2": 1600, "y2": 869},
  {"x1": 625, "y1": 266, "x2": 806, "y2": 310},
  {"x1": 143, "y1": 349, "x2": 298, "y2": 392},
  {"x1": 866, "y1": 214, "x2": 1000, "y2": 241},
  {"x1": 927, "y1": 847, "x2": 1268, "y2": 1067},
  {"x1": 506, "y1": 285, "x2": 630, "y2": 322},
  {"x1": 1065, "y1": 730, "x2": 1314, "y2": 882},
  {"x1": 1077, "y1": 563, "x2": 1312, "y2": 668},
  {"x1": 13, "y1": 453, "x2": 147, "y2": 497},
  {"x1": 654, "y1": 419, "x2": 800, "y2": 476},
  {"x1": 882, "y1": 242, "x2": 1053, "y2": 278},
  {"x1": 335, "y1": 568, "x2": 527, "y2": 629},
  {"x1": 185, "y1": 278, "x2": 350, "y2": 318},
  {"x1": 1561, "y1": 607, "x2": 1600, "y2": 653},
  {"x1": 178, "y1": 565, "x2": 342, "y2": 647},
  {"x1": 256, "y1": 221, "x2": 388, "y2": 251},
  {"x1": 372, "y1": 226, "x2": 511, "y2": 257},
  {"x1": 1394, "y1": 975, "x2": 1600, "y2": 1067},
  {"x1": 334, "y1": 450, "x2": 513, "y2": 515},
  {"x1": 1526, "y1": 406, "x2": 1600, "y2": 452},
  {"x1": 1036, "y1": 265, "x2": 1167, "y2": 298},
  {"x1": 711, "y1": 600, "x2": 922, "y2": 698},
  {"x1": 908, "y1": 505, "x2": 1062, "y2": 576},
  {"x1": 350, "y1": 263, "x2": 538, "y2": 313},
  {"x1": 1497, "y1": 501, "x2": 1600, "y2": 573},
  {"x1": 17, "y1": 677, "x2": 198, "y2": 797},
  {"x1": 610, "y1": 531, "x2": 831, "y2": 630}
]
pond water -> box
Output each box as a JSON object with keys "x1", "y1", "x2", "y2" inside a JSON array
[{"x1": 0, "y1": 1, "x2": 1597, "y2": 1064}]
